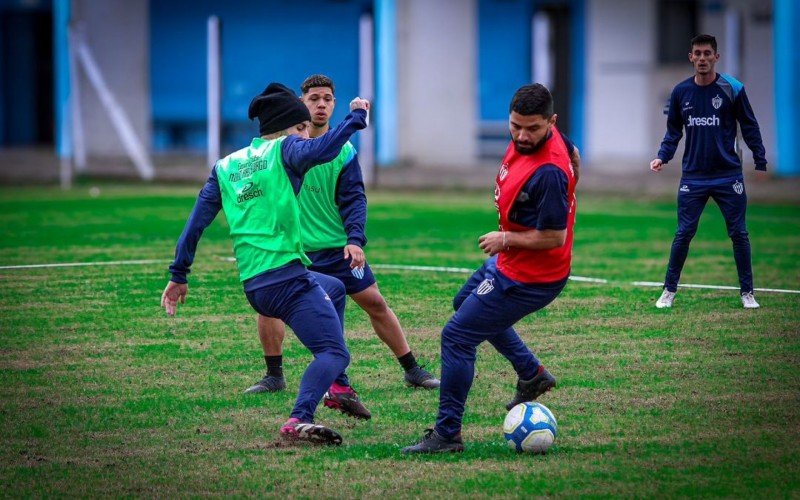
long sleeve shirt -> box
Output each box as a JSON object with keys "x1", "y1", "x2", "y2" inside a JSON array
[
  {"x1": 333, "y1": 153, "x2": 367, "y2": 248},
  {"x1": 657, "y1": 73, "x2": 767, "y2": 180},
  {"x1": 168, "y1": 109, "x2": 368, "y2": 290}
]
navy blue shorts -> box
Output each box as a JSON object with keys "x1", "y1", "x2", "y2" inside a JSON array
[{"x1": 306, "y1": 248, "x2": 376, "y2": 295}]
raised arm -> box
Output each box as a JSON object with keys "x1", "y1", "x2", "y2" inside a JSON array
[{"x1": 282, "y1": 100, "x2": 369, "y2": 177}]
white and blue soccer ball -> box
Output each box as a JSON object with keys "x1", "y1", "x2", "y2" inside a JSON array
[{"x1": 503, "y1": 402, "x2": 557, "y2": 453}]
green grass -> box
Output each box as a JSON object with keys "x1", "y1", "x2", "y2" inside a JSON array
[{"x1": 1, "y1": 185, "x2": 798, "y2": 497}]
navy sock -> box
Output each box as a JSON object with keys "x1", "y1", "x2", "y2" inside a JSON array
[
  {"x1": 265, "y1": 355, "x2": 283, "y2": 378},
  {"x1": 398, "y1": 351, "x2": 418, "y2": 372}
]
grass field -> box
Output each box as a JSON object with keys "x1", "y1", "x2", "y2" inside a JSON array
[{"x1": 1, "y1": 184, "x2": 798, "y2": 497}]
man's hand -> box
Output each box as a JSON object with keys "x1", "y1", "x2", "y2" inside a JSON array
[
  {"x1": 350, "y1": 97, "x2": 370, "y2": 112},
  {"x1": 650, "y1": 158, "x2": 664, "y2": 173},
  {"x1": 344, "y1": 244, "x2": 366, "y2": 269},
  {"x1": 570, "y1": 146, "x2": 581, "y2": 184},
  {"x1": 478, "y1": 231, "x2": 507, "y2": 256},
  {"x1": 161, "y1": 281, "x2": 188, "y2": 316}
]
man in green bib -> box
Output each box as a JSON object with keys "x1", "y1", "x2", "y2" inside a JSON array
[
  {"x1": 162, "y1": 82, "x2": 370, "y2": 445},
  {"x1": 245, "y1": 75, "x2": 439, "y2": 412}
]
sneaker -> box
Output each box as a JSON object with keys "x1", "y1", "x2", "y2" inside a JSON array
[
  {"x1": 656, "y1": 289, "x2": 676, "y2": 309},
  {"x1": 401, "y1": 429, "x2": 464, "y2": 454},
  {"x1": 280, "y1": 417, "x2": 342, "y2": 446},
  {"x1": 404, "y1": 366, "x2": 440, "y2": 389},
  {"x1": 505, "y1": 366, "x2": 557, "y2": 411},
  {"x1": 243, "y1": 374, "x2": 287, "y2": 394},
  {"x1": 323, "y1": 385, "x2": 372, "y2": 420},
  {"x1": 741, "y1": 291, "x2": 760, "y2": 309}
]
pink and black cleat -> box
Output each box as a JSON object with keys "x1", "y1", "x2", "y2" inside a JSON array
[{"x1": 280, "y1": 417, "x2": 343, "y2": 446}]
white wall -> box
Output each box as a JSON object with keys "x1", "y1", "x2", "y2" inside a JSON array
[
  {"x1": 585, "y1": 0, "x2": 656, "y2": 167},
  {"x1": 396, "y1": 0, "x2": 477, "y2": 167},
  {"x1": 72, "y1": 0, "x2": 150, "y2": 156},
  {"x1": 584, "y1": 0, "x2": 776, "y2": 171}
]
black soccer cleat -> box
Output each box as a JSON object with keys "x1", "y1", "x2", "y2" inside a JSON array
[
  {"x1": 323, "y1": 387, "x2": 372, "y2": 420},
  {"x1": 280, "y1": 418, "x2": 342, "y2": 446},
  {"x1": 505, "y1": 367, "x2": 556, "y2": 410},
  {"x1": 401, "y1": 429, "x2": 464, "y2": 454},
  {"x1": 404, "y1": 366, "x2": 441, "y2": 389},
  {"x1": 244, "y1": 374, "x2": 287, "y2": 394}
]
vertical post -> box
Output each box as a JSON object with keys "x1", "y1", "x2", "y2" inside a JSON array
[
  {"x1": 723, "y1": 8, "x2": 741, "y2": 78},
  {"x1": 375, "y1": 0, "x2": 397, "y2": 166},
  {"x1": 359, "y1": 12, "x2": 376, "y2": 187},
  {"x1": 569, "y1": 0, "x2": 586, "y2": 155},
  {"x1": 774, "y1": 0, "x2": 799, "y2": 176},
  {"x1": 531, "y1": 12, "x2": 552, "y2": 88},
  {"x1": 68, "y1": 25, "x2": 86, "y2": 171},
  {"x1": 54, "y1": 0, "x2": 72, "y2": 189},
  {"x1": 207, "y1": 15, "x2": 221, "y2": 168}
]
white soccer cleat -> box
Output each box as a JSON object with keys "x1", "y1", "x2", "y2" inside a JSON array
[
  {"x1": 741, "y1": 292, "x2": 760, "y2": 309},
  {"x1": 655, "y1": 289, "x2": 676, "y2": 309}
]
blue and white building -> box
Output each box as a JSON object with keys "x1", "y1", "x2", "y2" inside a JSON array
[{"x1": 0, "y1": 0, "x2": 797, "y2": 176}]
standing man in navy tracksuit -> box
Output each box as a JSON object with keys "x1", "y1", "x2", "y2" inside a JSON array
[{"x1": 651, "y1": 34, "x2": 767, "y2": 310}]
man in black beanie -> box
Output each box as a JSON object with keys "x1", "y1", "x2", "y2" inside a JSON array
[
  {"x1": 162, "y1": 82, "x2": 370, "y2": 445},
  {"x1": 248, "y1": 82, "x2": 312, "y2": 136}
]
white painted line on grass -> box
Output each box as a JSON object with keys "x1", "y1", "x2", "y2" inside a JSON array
[
  {"x1": 372, "y1": 264, "x2": 799, "y2": 294},
  {"x1": 2, "y1": 258, "x2": 798, "y2": 295},
  {"x1": 632, "y1": 280, "x2": 800, "y2": 294},
  {"x1": 0, "y1": 259, "x2": 169, "y2": 270}
]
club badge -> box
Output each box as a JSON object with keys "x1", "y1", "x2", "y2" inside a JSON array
[{"x1": 476, "y1": 279, "x2": 494, "y2": 295}]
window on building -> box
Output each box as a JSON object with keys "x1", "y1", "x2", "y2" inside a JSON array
[{"x1": 657, "y1": 0, "x2": 698, "y2": 64}]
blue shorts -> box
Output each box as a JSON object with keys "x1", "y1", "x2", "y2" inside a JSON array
[{"x1": 306, "y1": 248, "x2": 376, "y2": 295}]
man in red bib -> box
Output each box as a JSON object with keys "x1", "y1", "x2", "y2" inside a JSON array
[{"x1": 403, "y1": 83, "x2": 579, "y2": 453}]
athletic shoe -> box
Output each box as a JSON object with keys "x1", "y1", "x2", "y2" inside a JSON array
[
  {"x1": 656, "y1": 289, "x2": 676, "y2": 309},
  {"x1": 404, "y1": 366, "x2": 440, "y2": 389},
  {"x1": 505, "y1": 366, "x2": 557, "y2": 410},
  {"x1": 741, "y1": 291, "x2": 760, "y2": 309},
  {"x1": 279, "y1": 417, "x2": 342, "y2": 446},
  {"x1": 243, "y1": 374, "x2": 286, "y2": 394},
  {"x1": 323, "y1": 384, "x2": 372, "y2": 420},
  {"x1": 401, "y1": 429, "x2": 464, "y2": 454}
]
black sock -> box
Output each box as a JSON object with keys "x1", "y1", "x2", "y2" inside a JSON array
[
  {"x1": 398, "y1": 351, "x2": 418, "y2": 372},
  {"x1": 265, "y1": 355, "x2": 283, "y2": 378}
]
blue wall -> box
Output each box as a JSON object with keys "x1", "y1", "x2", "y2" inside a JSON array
[
  {"x1": 477, "y1": 0, "x2": 534, "y2": 123},
  {"x1": 150, "y1": 0, "x2": 372, "y2": 151}
]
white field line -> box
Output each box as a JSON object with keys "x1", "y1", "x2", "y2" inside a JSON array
[
  {"x1": 1, "y1": 258, "x2": 798, "y2": 295},
  {"x1": 0, "y1": 259, "x2": 169, "y2": 270}
]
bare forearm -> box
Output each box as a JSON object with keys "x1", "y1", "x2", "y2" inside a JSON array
[
  {"x1": 570, "y1": 147, "x2": 581, "y2": 184},
  {"x1": 478, "y1": 228, "x2": 566, "y2": 255},
  {"x1": 506, "y1": 228, "x2": 566, "y2": 250}
]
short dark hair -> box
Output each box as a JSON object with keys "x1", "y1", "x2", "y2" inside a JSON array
[
  {"x1": 301, "y1": 74, "x2": 335, "y2": 94},
  {"x1": 691, "y1": 34, "x2": 717, "y2": 53},
  {"x1": 509, "y1": 83, "x2": 553, "y2": 118}
]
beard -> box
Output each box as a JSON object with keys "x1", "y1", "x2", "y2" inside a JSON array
[{"x1": 514, "y1": 133, "x2": 548, "y2": 155}]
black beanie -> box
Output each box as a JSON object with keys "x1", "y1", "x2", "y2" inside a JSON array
[{"x1": 248, "y1": 83, "x2": 312, "y2": 136}]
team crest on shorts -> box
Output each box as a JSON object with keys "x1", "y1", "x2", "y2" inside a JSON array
[
  {"x1": 733, "y1": 180, "x2": 744, "y2": 195},
  {"x1": 476, "y1": 279, "x2": 494, "y2": 295},
  {"x1": 712, "y1": 94, "x2": 723, "y2": 110},
  {"x1": 679, "y1": 184, "x2": 690, "y2": 192},
  {"x1": 351, "y1": 267, "x2": 365, "y2": 280}
]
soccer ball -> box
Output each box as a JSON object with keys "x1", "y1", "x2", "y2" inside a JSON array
[{"x1": 503, "y1": 402, "x2": 557, "y2": 453}]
